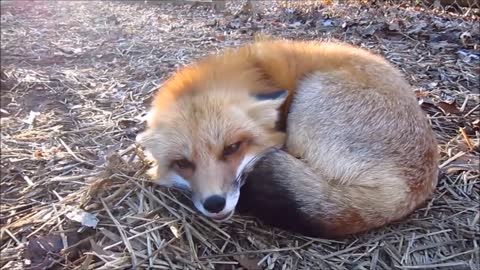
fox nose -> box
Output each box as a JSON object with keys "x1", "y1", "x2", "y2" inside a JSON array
[{"x1": 203, "y1": 195, "x2": 226, "y2": 213}]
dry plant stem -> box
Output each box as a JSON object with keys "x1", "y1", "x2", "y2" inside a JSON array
[
  {"x1": 459, "y1": 127, "x2": 476, "y2": 150},
  {"x1": 100, "y1": 198, "x2": 138, "y2": 267},
  {"x1": 0, "y1": 0, "x2": 478, "y2": 269}
]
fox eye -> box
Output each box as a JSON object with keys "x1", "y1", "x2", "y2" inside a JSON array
[
  {"x1": 223, "y1": 141, "x2": 242, "y2": 157},
  {"x1": 173, "y1": 159, "x2": 194, "y2": 170}
]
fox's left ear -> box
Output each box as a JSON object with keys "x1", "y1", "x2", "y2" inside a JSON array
[
  {"x1": 248, "y1": 90, "x2": 288, "y2": 127},
  {"x1": 253, "y1": 90, "x2": 288, "y2": 103},
  {"x1": 136, "y1": 108, "x2": 160, "y2": 146}
]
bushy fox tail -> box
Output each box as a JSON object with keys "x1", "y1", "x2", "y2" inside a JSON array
[{"x1": 237, "y1": 148, "x2": 436, "y2": 238}]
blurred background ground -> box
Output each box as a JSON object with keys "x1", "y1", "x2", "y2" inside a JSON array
[{"x1": 1, "y1": 0, "x2": 479, "y2": 269}]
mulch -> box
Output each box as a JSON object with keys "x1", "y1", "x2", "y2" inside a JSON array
[{"x1": 1, "y1": 0, "x2": 479, "y2": 269}]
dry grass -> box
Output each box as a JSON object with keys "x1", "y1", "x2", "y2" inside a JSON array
[{"x1": 1, "y1": 0, "x2": 479, "y2": 269}]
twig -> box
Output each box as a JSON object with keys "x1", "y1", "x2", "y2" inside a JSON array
[{"x1": 100, "y1": 198, "x2": 138, "y2": 267}]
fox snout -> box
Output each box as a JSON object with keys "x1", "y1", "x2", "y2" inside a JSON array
[
  {"x1": 193, "y1": 189, "x2": 240, "y2": 222},
  {"x1": 187, "y1": 154, "x2": 259, "y2": 221},
  {"x1": 203, "y1": 195, "x2": 226, "y2": 213}
]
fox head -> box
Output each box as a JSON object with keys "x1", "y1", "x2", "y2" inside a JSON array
[{"x1": 137, "y1": 86, "x2": 287, "y2": 221}]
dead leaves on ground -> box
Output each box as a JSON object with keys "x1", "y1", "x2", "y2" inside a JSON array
[
  {"x1": 1, "y1": 1, "x2": 478, "y2": 269},
  {"x1": 417, "y1": 90, "x2": 462, "y2": 115},
  {"x1": 233, "y1": 255, "x2": 263, "y2": 270},
  {"x1": 416, "y1": 89, "x2": 466, "y2": 115},
  {"x1": 24, "y1": 231, "x2": 92, "y2": 270},
  {"x1": 442, "y1": 152, "x2": 480, "y2": 174}
]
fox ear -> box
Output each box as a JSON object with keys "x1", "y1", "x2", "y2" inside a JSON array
[
  {"x1": 253, "y1": 90, "x2": 288, "y2": 103},
  {"x1": 248, "y1": 90, "x2": 288, "y2": 127}
]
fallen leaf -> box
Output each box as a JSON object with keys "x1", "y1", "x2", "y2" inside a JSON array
[
  {"x1": 234, "y1": 255, "x2": 262, "y2": 270},
  {"x1": 433, "y1": 19, "x2": 445, "y2": 29},
  {"x1": 322, "y1": 19, "x2": 332, "y2": 26},
  {"x1": 169, "y1": 225, "x2": 181, "y2": 238},
  {"x1": 407, "y1": 21, "x2": 427, "y2": 34},
  {"x1": 443, "y1": 153, "x2": 480, "y2": 174},
  {"x1": 33, "y1": 148, "x2": 45, "y2": 158},
  {"x1": 460, "y1": 31, "x2": 473, "y2": 46},
  {"x1": 228, "y1": 20, "x2": 241, "y2": 29},
  {"x1": 388, "y1": 21, "x2": 401, "y2": 32},
  {"x1": 89, "y1": 238, "x2": 114, "y2": 257},
  {"x1": 117, "y1": 118, "x2": 139, "y2": 129},
  {"x1": 420, "y1": 92, "x2": 461, "y2": 114},
  {"x1": 473, "y1": 119, "x2": 479, "y2": 129},
  {"x1": 56, "y1": 47, "x2": 82, "y2": 55},
  {"x1": 429, "y1": 32, "x2": 459, "y2": 44},
  {"x1": 288, "y1": 21, "x2": 303, "y2": 28},
  {"x1": 24, "y1": 232, "x2": 87, "y2": 270},
  {"x1": 418, "y1": 97, "x2": 436, "y2": 108},
  {"x1": 105, "y1": 142, "x2": 123, "y2": 156},
  {"x1": 457, "y1": 50, "x2": 480, "y2": 62},
  {"x1": 415, "y1": 89, "x2": 431, "y2": 98},
  {"x1": 360, "y1": 26, "x2": 377, "y2": 37},
  {"x1": 22, "y1": 111, "x2": 40, "y2": 125},
  {"x1": 25, "y1": 234, "x2": 64, "y2": 269},
  {"x1": 65, "y1": 207, "x2": 99, "y2": 229},
  {"x1": 418, "y1": 97, "x2": 460, "y2": 115},
  {"x1": 436, "y1": 102, "x2": 460, "y2": 114},
  {"x1": 107, "y1": 14, "x2": 119, "y2": 25},
  {"x1": 439, "y1": 92, "x2": 456, "y2": 104}
]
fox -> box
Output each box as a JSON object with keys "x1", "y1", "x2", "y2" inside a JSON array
[{"x1": 136, "y1": 37, "x2": 439, "y2": 238}]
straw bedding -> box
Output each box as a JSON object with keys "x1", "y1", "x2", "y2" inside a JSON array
[{"x1": 1, "y1": 1, "x2": 479, "y2": 269}]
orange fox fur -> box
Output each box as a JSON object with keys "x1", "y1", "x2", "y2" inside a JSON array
[{"x1": 137, "y1": 38, "x2": 439, "y2": 238}]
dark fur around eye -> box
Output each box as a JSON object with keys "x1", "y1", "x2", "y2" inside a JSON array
[
  {"x1": 173, "y1": 159, "x2": 194, "y2": 170},
  {"x1": 223, "y1": 141, "x2": 242, "y2": 157}
]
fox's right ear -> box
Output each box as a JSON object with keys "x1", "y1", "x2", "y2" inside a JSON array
[
  {"x1": 248, "y1": 90, "x2": 288, "y2": 127},
  {"x1": 136, "y1": 108, "x2": 160, "y2": 146},
  {"x1": 253, "y1": 90, "x2": 288, "y2": 102}
]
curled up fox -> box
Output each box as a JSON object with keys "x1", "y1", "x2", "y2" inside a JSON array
[{"x1": 136, "y1": 37, "x2": 439, "y2": 238}]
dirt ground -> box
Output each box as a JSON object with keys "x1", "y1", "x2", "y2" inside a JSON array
[{"x1": 1, "y1": 0, "x2": 479, "y2": 269}]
